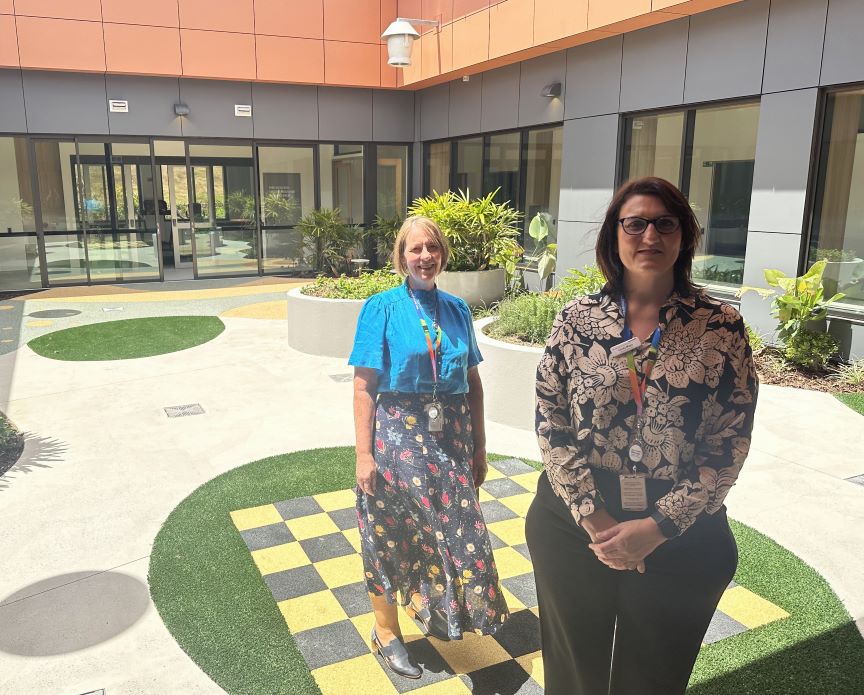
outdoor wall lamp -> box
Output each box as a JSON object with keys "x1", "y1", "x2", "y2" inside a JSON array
[
  {"x1": 173, "y1": 103, "x2": 190, "y2": 116},
  {"x1": 541, "y1": 81, "x2": 562, "y2": 98},
  {"x1": 382, "y1": 18, "x2": 440, "y2": 67}
]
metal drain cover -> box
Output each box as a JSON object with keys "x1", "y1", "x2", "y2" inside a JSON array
[
  {"x1": 28, "y1": 309, "x2": 82, "y2": 318},
  {"x1": 847, "y1": 474, "x2": 864, "y2": 487},
  {"x1": 164, "y1": 403, "x2": 205, "y2": 418},
  {"x1": 328, "y1": 373, "x2": 353, "y2": 383}
]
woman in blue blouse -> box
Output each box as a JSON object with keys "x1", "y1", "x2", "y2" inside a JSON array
[{"x1": 349, "y1": 216, "x2": 509, "y2": 679}]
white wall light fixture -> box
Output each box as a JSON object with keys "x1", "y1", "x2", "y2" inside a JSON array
[
  {"x1": 541, "y1": 81, "x2": 562, "y2": 98},
  {"x1": 174, "y1": 103, "x2": 190, "y2": 116},
  {"x1": 382, "y1": 18, "x2": 440, "y2": 68}
]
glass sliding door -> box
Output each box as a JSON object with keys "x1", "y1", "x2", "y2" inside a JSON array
[
  {"x1": 0, "y1": 137, "x2": 40, "y2": 290},
  {"x1": 187, "y1": 143, "x2": 258, "y2": 277},
  {"x1": 376, "y1": 145, "x2": 408, "y2": 219},
  {"x1": 320, "y1": 144, "x2": 364, "y2": 224},
  {"x1": 257, "y1": 145, "x2": 314, "y2": 274},
  {"x1": 623, "y1": 112, "x2": 685, "y2": 184}
]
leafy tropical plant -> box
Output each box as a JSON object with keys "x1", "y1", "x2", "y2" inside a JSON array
[
  {"x1": 300, "y1": 268, "x2": 401, "y2": 300},
  {"x1": 745, "y1": 322, "x2": 765, "y2": 353},
  {"x1": 486, "y1": 291, "x2": 564, "y2": 345},
  {"x1": 783, "y1": 331, "x2": 839, "y2": 372},
  {"x1": 369, "y1": 213, "x2": 403, "y2": 266},
  {"x1": 522, "y1": 212, "x2": 557, "y2": 289},
  {"x1": 296, "y1": 208, "x2": 363, "y2": 277},
  {"x1": 557, "y1": 264, "x2": 606, "y2": 301},
  {"x1": 407, "y1": 189, "x2": 522, "y2": 276}
]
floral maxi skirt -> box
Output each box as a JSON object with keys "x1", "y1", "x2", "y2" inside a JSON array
[{"x1": 356, "y1": 392, "x2": 509, "y2": 639}]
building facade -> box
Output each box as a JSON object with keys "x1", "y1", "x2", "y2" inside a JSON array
[{"x1": 0, "y1": 0, "x2": 862, "y2": 356}]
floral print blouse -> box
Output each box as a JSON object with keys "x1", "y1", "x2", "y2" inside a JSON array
[{"x1": 535, "y1": 290, "x2": 758, "y2": 535}]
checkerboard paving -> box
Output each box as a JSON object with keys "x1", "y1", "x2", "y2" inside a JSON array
[{"x1": 231, "y1": 459, "x2": 789, "y2": 694}]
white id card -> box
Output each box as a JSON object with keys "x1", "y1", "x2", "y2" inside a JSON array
[
  {"x1": 610, "y1": 336, "x2": 641, "y2": 357},
  {"x1": 619, "y1": 473, "x2": 648, "y2": 511}
]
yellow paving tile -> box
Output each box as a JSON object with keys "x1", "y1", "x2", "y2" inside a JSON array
[
  {"x1": 285, "y1": 512, "x2": 341, "y2": 540},
  {"x1": 510, "y1": 471, "x2": 541, "y2": 492},
  {"x1": 278, "y1": 589, "x2": 349, "y2": 633},
  {"x1": 29, "y1": 281, "x2": 306, "y2": 303},
  {"x1": 251, "y1": 541, "x2": 311, "y2": 575},
  {"x1": 500, "y1": 586, "x2": 526, "y2": 612},
  {"x1": 717, "y1": 586, "x2": 789, "y2": 629},
  {"x1": 315, "y1": 553, "x2": 364, "y2": 588},
  {"x1": 499, "y1": 493, "x2": 535, "y2": 519},
  {"x1": 516, "y1": 650, "x2": 544, "y2": 688},
  {"x1": 411, "y1": 678, "x2": 471, "y2": 694},
  {"x1": 493, "y1": 546, "x2": 534, "y2": 579},
  {"x1": 430, "y1": 630, "x2": 511, "y2": 673},
  {"x1": 478, "y1": 488, "x2": 494, "y2": 503},
  {"x1": 350, "y1": 608, "x2": 425, "y2": 640},
  {"x1": 312, "y1": 653, "x2": 398, "y2": 695},
  {"x1": 230, "y1": 503, "x2": 283, "y2": 531},
  {"x1": 487, "y1": 518, "x2": 527, "y2": 546},
  {"x1": 342, "y1": 527, "x2": 362, "y2": 553},
  {"x1": 484, "y1": 465, "x2": 505, "y2": 481},
  {"x1": 25, "y1": 320, "x2": 53, "y2": 327},
  {"x1": 314, "y1": 488, "x2": 358, "y2": 512},
  {"x1": 220, "y1": 300, "x2": 288, "y2": 320}
]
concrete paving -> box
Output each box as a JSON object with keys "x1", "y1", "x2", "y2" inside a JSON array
[{"x1": 0, "y1": 279, "x2": 862, "y2": 694}]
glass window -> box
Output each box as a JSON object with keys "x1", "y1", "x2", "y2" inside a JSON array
[
  {"x1": 523, "y1": 126, "x2": 562, "y2": 252},
  {"x1": 320, "y1": 144, "x2": 364, "y2": 224},
  {"x1": 485, "y1": 132, "x2": 521, "y2": 207},
  {"x1": 0, "y1": 136, "x2": 40, "y2": 290},
  {"x1": 810, "y1": 88, "x2": 864, "y2": 307},
  {"x1": 624, "y1": 112, "x2": 684, "y2": 184},
  {"x1": 377, "y1": 145, "x2": 409, "y2": 220},
  {"x1": 455, "y1": 138, "x2": 482, "y2": 197},
  {"x1": 427, "y1": 141, "x2": 450, "y2": 194}
]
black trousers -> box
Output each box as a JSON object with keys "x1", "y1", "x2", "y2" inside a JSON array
[{"x1": 525, "y1": 471, "x2": 737, "y2": 695}]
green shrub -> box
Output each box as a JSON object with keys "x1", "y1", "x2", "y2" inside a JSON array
[
  {"x1": 0, "y1": 412, "x2": 24, "y2": 472},
  {"x1": 487, "y1": 292, "x2": 565, "y2": 345},
  {"x1": 814, "y1": 248, "x2": 858, "y2": 263},
  {"x1": 832, "y1": 358, "x2": 864, "y2": 387},
  {"x1": 745, "y1": 323, "x2": 765, "y2": 352},
  {"x1": 557, "y1": 264, "x2": 606, "y2": 301},
  {"x1": 300, "y1": 269, "x2": 401, "y2": 300},
  {"x1": 296, "y1": 208, "x2": 364, "y2": 276},
  {"x1": 783, "y1": 330, "x2": 838, "y2": 372}
]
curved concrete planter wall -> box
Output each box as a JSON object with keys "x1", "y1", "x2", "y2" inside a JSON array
[
  {"x1": 474, "y1": 316, "x2": 543, "y2": 431},
  {"x1": 438, "y1": 268, "x2": 505, "y2": 307},
  {"x1": 286, "y1": 286, "x2": 363, "y2": 359}
]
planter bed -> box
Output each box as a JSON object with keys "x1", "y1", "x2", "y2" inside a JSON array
[{"x1": 286, "y1": 286, "x2": 363, "y2": 359}]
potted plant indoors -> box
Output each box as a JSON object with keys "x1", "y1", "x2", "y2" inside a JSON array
[{"x1": 407, "y1": 189, "x2": 522, "y2": 306}]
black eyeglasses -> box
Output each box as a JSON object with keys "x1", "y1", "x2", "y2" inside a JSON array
[{"x1": 618, "y1": 216, "x2": 681, "y2": 235}]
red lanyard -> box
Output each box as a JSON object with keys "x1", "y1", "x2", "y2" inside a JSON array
[{"x1": 408, "y1": 286, "x2": 442, "y2": 384}]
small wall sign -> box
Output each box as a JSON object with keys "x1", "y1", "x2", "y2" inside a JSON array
[
  {"x1": 234, "y1": 104, "x2": 252, "y2": 117},
  {"x1": 109, "y1": 99, "x2": 129, "y2": 113}
]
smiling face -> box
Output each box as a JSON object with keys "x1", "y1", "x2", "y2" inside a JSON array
[
  {"x1": 403, "y1": 225, "x2": 443, "y2": 290},
  {"x1": 616, "y1": 194, "x2": 682, "y2": 284}
]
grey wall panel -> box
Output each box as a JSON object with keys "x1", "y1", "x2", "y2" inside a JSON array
[
  {"x1": 0, "y1": 70, "x2": 26, "y2": 133},
  {"x1": 748, "y1": 89, "x2": 819, "y2": 235},
  {"x1": 449, "y1": 76, "x2": 482, "y2": 137},
  {"x1": 372, "y1": 89, "x2": 414, "y2": 142},
  {"x1": 518, "y1": 52, "x2": 566, "y2": 127},
  {"x1": 412, "y1": 141, "x2": 422, "y2": 200},
  {"x1": 318, "y1": 87, "x2": 373, "y2": 142},
  {"x1": 820, "y1": 0, "x2": 864, "y2": 87},
  {"x1": 178, "y1": 79, "x2": 253, "y2": 138},
  {"x1": 558, "y1": 114, "x2": 619, "y2": 224},
  {"x1": 565, "y1": 36, "x2": 622, "y2": 120},
  {"x1": 684, "y1": 0, "x2": 769, "y2": 104},
  {"x1": 762, "y1": 0, "x2": 827, "y2": 94},
  {"x1": 830, "y1": 320, "x2": 864, "y2": 361},
  {"x1": 23, "y1": 71, "x2": 108, "y2": 135},
  {"x1": 418, "y1": 83, "x2": 449, "y2": 141},
  {"x1": 555, "y1": 220, "x2": 601, "y2": 280},
  {"x1": 480, "y1": 64, "x2": 519, "y2": 133},
  {"x1": 620, "y1": 19, "x2": 688, "y2": 113},
  {"x1": 106, "y1": 76, "x2": 181, "y2": 137},
  {"x1": 252, "y1": 83, "x2": 319, "y2": 141}
]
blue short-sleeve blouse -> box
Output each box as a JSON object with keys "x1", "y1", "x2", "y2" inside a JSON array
[{"x1": 348, "y1": 280, "x2": 482, "y2": 394}]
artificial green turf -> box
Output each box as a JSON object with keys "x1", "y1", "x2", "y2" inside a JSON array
[
  {"x1": 149, "y1": 447, "x2": 864, "y2": 695},
  {"x1": 28, "y1": 316, "x2": 225, "y2": 361},
  {"x1": 836, "y1": 392, "x2": 864, "y2": 416}
]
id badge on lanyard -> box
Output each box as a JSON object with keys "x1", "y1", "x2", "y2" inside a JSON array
[{"x1": 408, "y1": 285, "x2": 444, "y2": 432}]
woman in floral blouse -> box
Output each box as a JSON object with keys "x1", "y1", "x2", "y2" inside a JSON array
[{"x1": 525, "y1": 177, "x2": 758, "y2": 694}]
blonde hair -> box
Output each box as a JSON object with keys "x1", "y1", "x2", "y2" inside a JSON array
[{"x1": 391, "y1": 216, "x2": 450, "y2": 276}]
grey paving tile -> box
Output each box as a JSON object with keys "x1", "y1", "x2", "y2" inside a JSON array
[
  {"x1": 329, "y1": 507, "x2": 358, "y2": 531},
  {"x1": 482, "y1": 478, "x2": 530, "y2": 500},
  {"x1": 512, "y1": 543, "x2": 532, "y2": 561},
  {"x1": 493, "y1": 608, "x2": 541, "y2": 658},
  {"x1": 480, "y1": 500, "x2": 519, "y2": 524},
  {"x1": 263, "y1": 565, "x2": 326, "y2": 602},
  {"x1": 274, "y1": 496, "x2": 323, "y2": 520},
  {"x1": 502, "y1": 573, "x2": 538, "y2": 608},
  {"x1": 461, "y1": 658, "x2": 539, "y2": 694},
  {"x1": 489, "y1": 458, "x2": 534, "y2": 476},
  {"x1": 294, "y1": 619, "x2": 370, "y2": 670},
  {"x1": 383, "y1": 637, "x2": 454, "y2": 692},
  {"x1": 487, "y1": 531, "x2": 506, "y2": 550},
  {"x1": 299, "y1": 532, "x2": 356, "y2": 563},
  {"x1": 703, "y1": 610, "x2": 747, "y2": 644},
  {"x1": 240, "y1": 522, "x2": 295, "y2": 551},
  {"x1": 332, "y1": 581, "x2": 372, "y2": 618}
]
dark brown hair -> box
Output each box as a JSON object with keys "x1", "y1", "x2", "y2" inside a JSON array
[{"x1": 595, "y1": 176, "x2": 702, "y2": 297}]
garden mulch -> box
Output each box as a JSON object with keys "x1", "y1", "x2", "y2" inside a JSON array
[{"x1": 753, "y1": 349, "x2": 861, "y2": 394}]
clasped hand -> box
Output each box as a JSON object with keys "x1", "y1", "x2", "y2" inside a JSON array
[{"x1": 585, "y1": 516, "x2": 665, "y2": 574}]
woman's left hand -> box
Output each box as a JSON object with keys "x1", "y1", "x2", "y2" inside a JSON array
[
  {"x1": 588, "y1": 518, "x2": 666, "y2": 573},
  {"x1": 471, "y1": 447, "x2": 488, "y2": 488}
]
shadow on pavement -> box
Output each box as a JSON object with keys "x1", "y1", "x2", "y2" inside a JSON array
[
  {"x1": 0, "y1": 571, "x2": 150, "y2": 656},
  {"x1": 0, "y1": 431, "x2": 67, "y2": 489}
]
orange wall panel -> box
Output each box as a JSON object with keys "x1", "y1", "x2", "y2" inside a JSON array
[
  {"x1": 451, "y1": 8, "x2": 489, "y2": 71},
  {"x1": 453, "y1": 0, "x2": 490, "y2": 21},
  {"x1": 489, "y1": 0, "x2": 533, "y2": 59},
  {"x1": 381, "y1": 0, "x2": 399, "y2": 35},
  {"x1": 534, "y1": 0, "x2": 588, "y2": 45},
  {"x1": 101, "y1": 0, "x2": 180, "y2": 28},
  {"x1": 178, "y1": 0, "x2": 254, "y2": 34},
  {"x1": 0, "y1": 14, "x2": 18, "y2": 67},
  {"x1": 17, "y1": 16, "x2": 105, "y2": 71},
  {"x1": 420, "y1": 25, "x2": 453, "y2": 79},
  {"x1": 180, "y1": 29, "x2": 256, "y2": 79},
  {"x1": 104, "y1": 24, "x2": 181, "y2": 75},
  {"x1": 325, "y1": 40, "x2": 380, "y2": 86},
  {"x1": 255, "y1": 0, "x2": 323, "y2": 39},
  {"x1": 14, "y1": 0, "x2": 101, "y2": 21},
  {"x1": 0, "y1": 0, "x2": 14, "y2": 14},
  {"x1": 257, "y1": 35, "x2": 324, "y2": 83},
  {"x1": 421, "y1": 0, "x2": 453, "y2": 32},
  {"x1": 588, "y1": 0, "x2": 651, "y2": 29},
  {"x1": 324, "y1": 0, "x2": 381, "y2": 44}
]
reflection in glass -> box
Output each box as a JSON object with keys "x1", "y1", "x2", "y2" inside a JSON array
[
  {"x1": 523, "y1": 127, "x2": 562, "y2": 253},
  {"x1": 455, "y1": 138, "x2": 482, "y2": 197},
  {"x1": 320, "y1": 144, "x2": 364, "y2": 225},
  {"x1": 624, "y1": 112, "x2": 684, "y2": 184},
  {"x1": 427, "y1": 141, "x2": 450, "y2": 194},
  {"x1": 0, "y1": 136, "x2": 40, "y2": 290},
  {"x1": 377, "y1": 145, "x2": 408, "y2": 220},
  {"x1": 485, "y1": 132, "x2": 520, "y2": 207},
  {"x1": 810, "y1": 89, "x2": 864, "y2": 306},
  {"x1": 258, "y1": 146, "x2": 314, "y2": 273}
]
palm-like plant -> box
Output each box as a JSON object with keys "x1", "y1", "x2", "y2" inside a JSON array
[{"x1": 296, "y1": 208, "x2": 363, "y2": 276}]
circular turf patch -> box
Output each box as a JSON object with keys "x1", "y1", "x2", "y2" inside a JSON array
[
  {"x1": 149, "y1": 447, "x2": 864, "y2": 695},
  {"x1": 28, "y1": 316, "x2": 225, "y2": 361}
]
